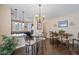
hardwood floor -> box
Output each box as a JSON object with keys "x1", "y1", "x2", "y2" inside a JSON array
[
  {"x1": 12, "y1": 39, "x2": 77, "y2": 55},
  {"x1": 43, "y1": 39, "x2": 72, "y2": 55}
]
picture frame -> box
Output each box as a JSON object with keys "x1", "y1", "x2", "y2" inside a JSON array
[
  {"x1": 58, "y1": 20, "x2": 68, "y2": 28},
  {"x1": 37, "y1": 21, "x2": 42, "y2": 30}
]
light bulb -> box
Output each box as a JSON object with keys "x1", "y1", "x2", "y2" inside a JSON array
[
  {"x1": 43, "y1": 16, "x2": 45, "y2": 18},
  {"x1": 35, "y1": 15, "x2": 38, "y2": 17}
]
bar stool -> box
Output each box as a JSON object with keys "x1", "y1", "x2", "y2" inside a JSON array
[{"x1": 25, "y1": 40, "x2": 36, "y2": 55}]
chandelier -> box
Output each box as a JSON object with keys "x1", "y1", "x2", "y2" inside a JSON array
[
  {"x1": 36, "y1": 4, "x2": 45, "y2": 23},
  {"x1": 36, "y1": 4, "x2": 45, "y2": 30}
]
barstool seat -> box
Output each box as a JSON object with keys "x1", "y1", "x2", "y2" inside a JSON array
[{"x1": 25, "y1": 40, "x2": 36, "y2": 45}]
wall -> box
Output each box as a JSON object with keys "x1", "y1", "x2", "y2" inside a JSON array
[
  {"x1": 0, "y1": 5, "x2": 11, "y2": 44},
  {"x1": 44, "y1": 12, "x2": 79, "y2": 39}
]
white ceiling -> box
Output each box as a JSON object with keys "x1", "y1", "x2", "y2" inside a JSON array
[{"x1": 9, "y1": 4, "x2": 79, "y2": 20}]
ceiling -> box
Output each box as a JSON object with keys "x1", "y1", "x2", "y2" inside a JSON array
[{"x1": 9, "y1": 4, "x2": 79, "y2": 20}]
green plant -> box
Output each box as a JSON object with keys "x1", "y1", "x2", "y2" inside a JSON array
[
  {"x1": 0, "y1": 35, "x2": 17, "y2": 55},
  {"x1": 59, "y1": 29, "x2": 65, "y2": 34}
]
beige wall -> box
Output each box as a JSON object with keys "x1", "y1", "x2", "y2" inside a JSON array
[
  {"x1": 0, "y1": 5, "x2": 11, "y2": 35},
  {"x1": 0, "y1": 5, "x2": 11, "y2": 43},
  {"x1": 44, "y1": 12, "x2": 79, "y2": 38}
]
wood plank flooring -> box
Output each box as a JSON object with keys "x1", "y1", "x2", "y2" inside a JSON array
[{"x1": 12, "y1": 39, "x2": 77, "y2": 55}]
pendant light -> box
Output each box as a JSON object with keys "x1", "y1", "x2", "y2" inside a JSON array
[
  {"x1": 38, "y1": 4, "x2": 41, "y2": 23},
  {"x1": 22, "y1": 11, "x2": 24, "y2": 21},
  {"x1": 15, "y1": 9, "x2": 18, "y2": 20}
]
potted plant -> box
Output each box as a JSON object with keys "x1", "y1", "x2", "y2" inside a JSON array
[
  {"x1": 59, "y1": 29, "x2": 65, "y2": 35},
  {"x1": 0, "y1": 35, "x2": 17, "y2": 55}
]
